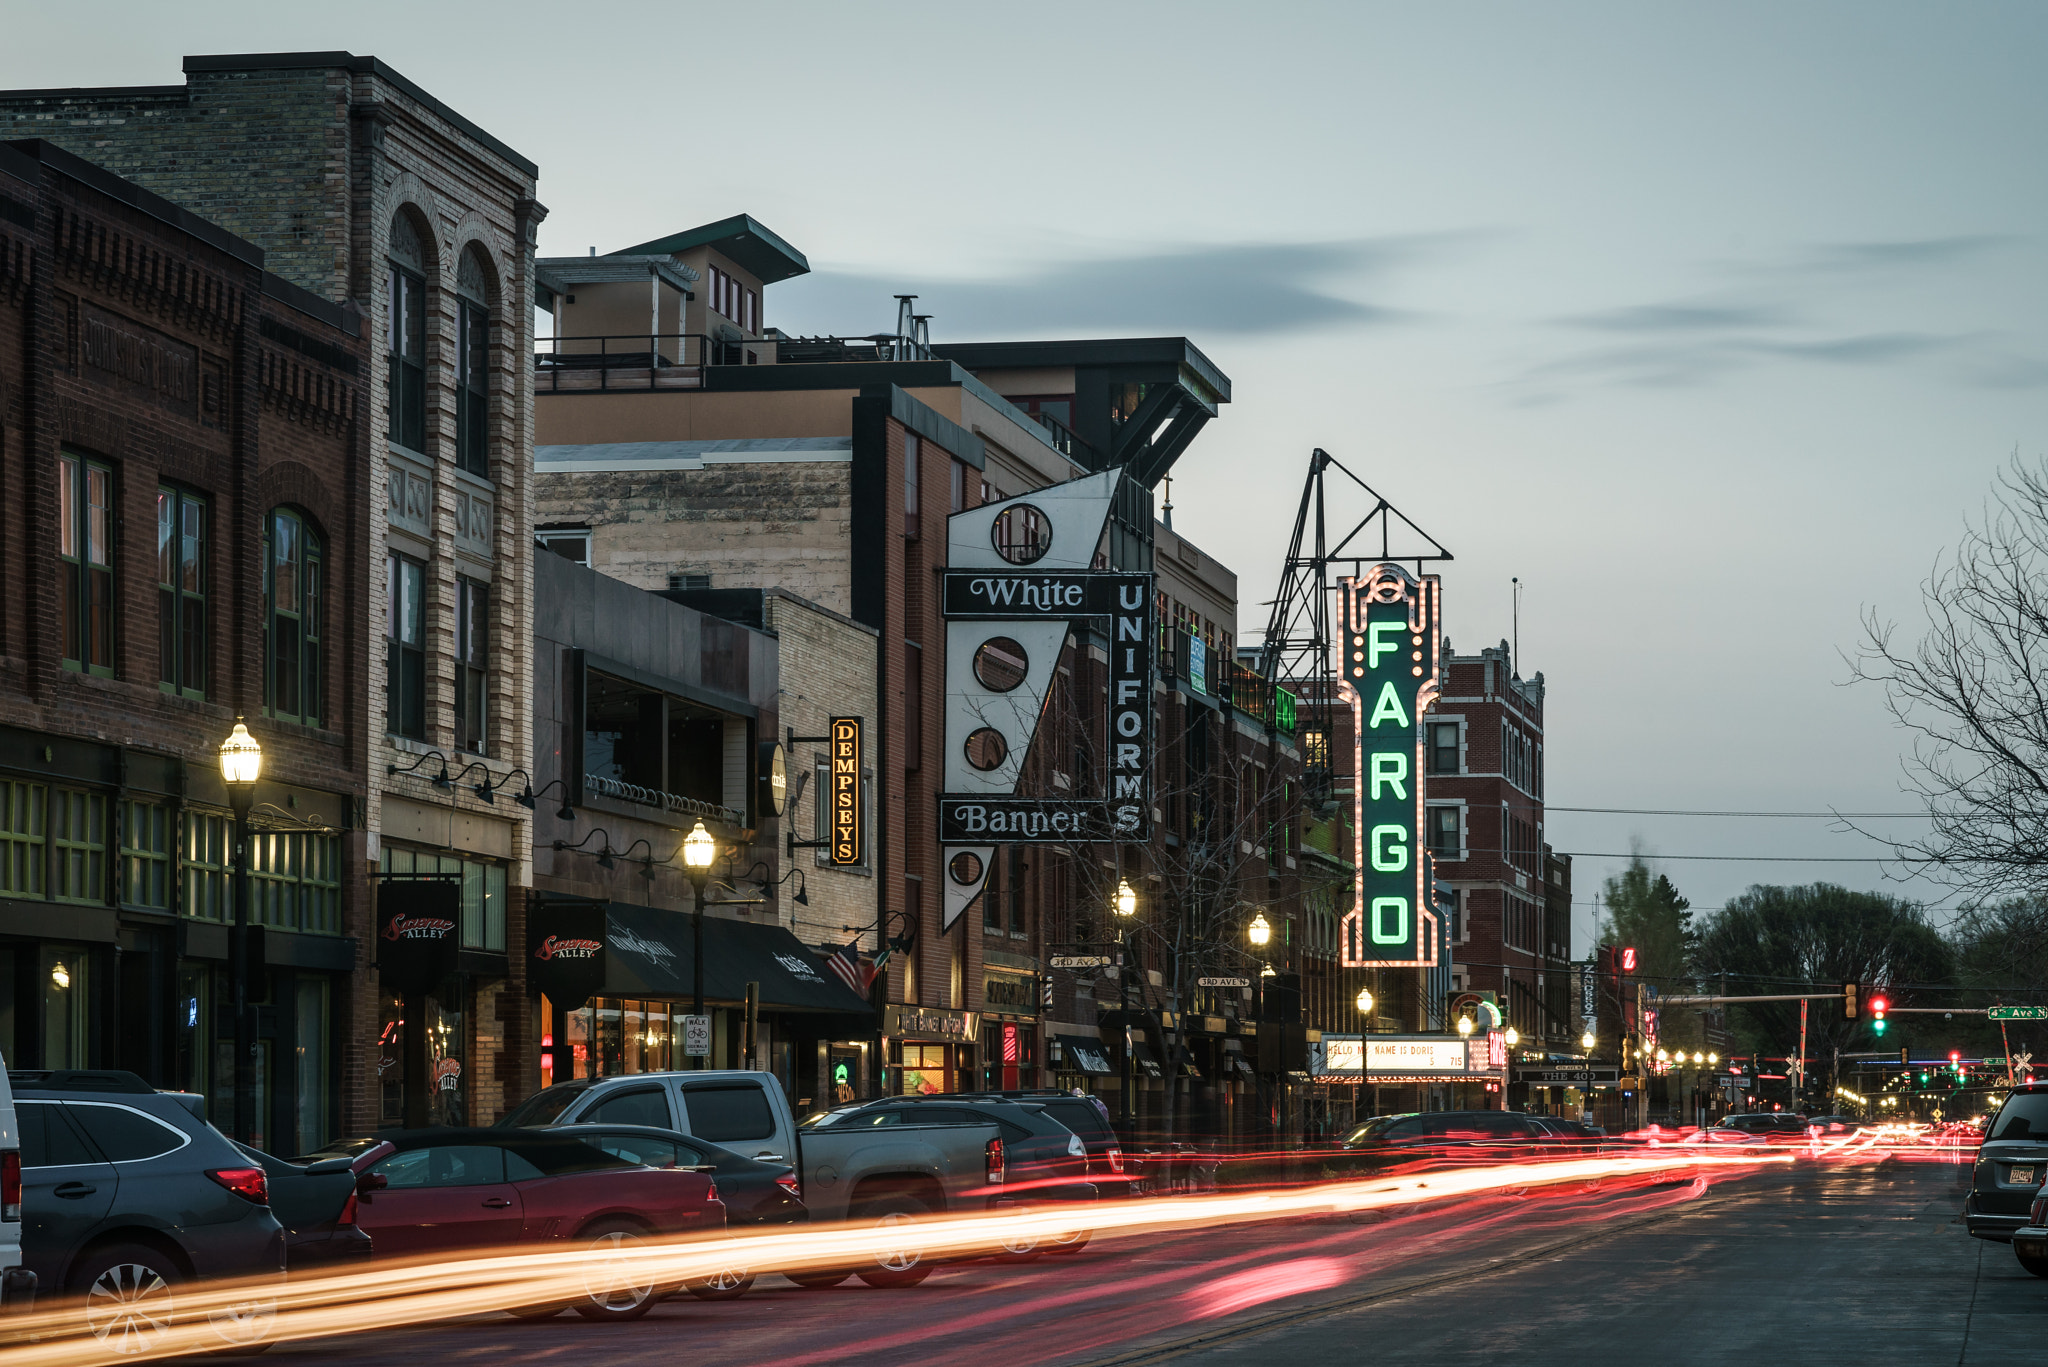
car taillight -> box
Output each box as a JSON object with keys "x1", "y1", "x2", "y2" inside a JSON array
[
  {"x1": 986, "y1": 1137, "x2": 1005, "y2": 1185},
  {"x1": 207, "y1": 1167, "x2": 269, "y2": 1205},
  {"x1": 1105, "y1": 1147, "x2": 1124, "y2": 1175},
  {"x1": 338, "y1": 1188, "x2": 359, "y2": 1226},
  {"x1": 705, "y1": 1180, "x2": 719, "y2": 1204},
  {"x1": 1, "y1": 1150, "x2": 19, "y2": 1222},
  {"x1": 775, "y1": 1173, "x2": 801, "y2": 1199}
]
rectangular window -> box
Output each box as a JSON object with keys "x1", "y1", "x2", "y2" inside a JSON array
[
  {"x1": 386, "y1": 264, "x2": 427, "y2": 452},
  {"x1": 182, "y1": 810, "x2": 230, "y2": 921},
  {"x1": 157, "y1": 487, "x2": 207, "y2": 699},
  {"x1": 120, "y1": 799, "x2": 171, "y2": 911},
  {"x1": 50, "y1": 789, "x2": 105, "y2": 905},
  {"x1": 59, "y1": 452, "x2": 114, "y2": 674},
  {"x1": 454, "y1": 576, "x2": 489, "y2": 755},
  {"x1": 266, "y1": 510, "x2": 323, "y2": 727},
  {"x1": 903, "y1": 432, "x2": 920, "y2": 537},
  {"x1": 951, "y1": 458, "x2": 966, "y2": 513},
  {"x1": 0, "y1": 781, "x2": 47, "y2": 898},
  {"x1": 983, "y1": 848, "x2": 1003, "y2": 933},
  {"x1": 1426, "y1": 805, "x2": 1462, "y2": 860},
  {"x1": 1427, "y1": 722, "x2": 1459, "y2": 775},
  {"x1": 251, "y1": 830, "x2": 344, "y2": 934},
  {"x1": 1007, "y1": 845, "x2": 1026, "y2": 937},
  {"x1": 456, "y1": 297, "x2": 490, "y2": 478},
  {"x1": 537, "y1": 530, "x2": 591, "y2": 565},
  {"x1": 387, "y1": 553, "x2": 426, "y2": 740},
  {"x1": 461, "y1": 860, "x2": 507, "y2": 952}
]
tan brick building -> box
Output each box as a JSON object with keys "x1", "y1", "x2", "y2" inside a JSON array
[{"x1": 1, "y1": 53, "x2": 543, "y2": 1130}]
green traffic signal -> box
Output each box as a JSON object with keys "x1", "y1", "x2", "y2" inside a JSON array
[{"x1": 1873, "y1": 1019, "x2": 1887, "y2": 1035}]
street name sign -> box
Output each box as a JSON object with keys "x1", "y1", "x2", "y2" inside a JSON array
[
  {"x1": 1989, "y1": 1006, "x2": 2048, "y2": 1021},
  {"x1": 1197, "y1": 976, "x2": 1251, "y2": 988},
  {"x1": 1051, "y1": 955, "x2": 1113, "y2": 970}
]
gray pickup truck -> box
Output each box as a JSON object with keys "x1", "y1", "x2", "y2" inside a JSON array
[{"x1": 498, "y1": 1071, "x2": 1008, "y2": 1286}]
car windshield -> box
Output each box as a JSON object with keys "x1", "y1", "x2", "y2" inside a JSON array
[
  {"x1": 496, "y1": 1079, "x2": 599, "y2": 1128},
  {"x1": 1341, "y1": 1113, "x2": 1415, "y2": 1144},
  {"x1": 1988, "y1": 1092, "x2": 2048, "y2": 1142}
]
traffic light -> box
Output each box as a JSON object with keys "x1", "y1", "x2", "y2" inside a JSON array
[
  {"x1": 1899, "y1": 1046, "x2": 1909, "y2": 1065},
  {"x1": 1842, "y1": 983, "x2": 1858, "y2": 1019},
  {"x1": 1870, "y1": 994, "x2": 1889, "y2": 1036}
]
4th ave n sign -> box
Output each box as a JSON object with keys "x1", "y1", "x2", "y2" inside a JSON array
[{"x1": 1339, "y1": 563, "x2": 1443, "y2": 969}]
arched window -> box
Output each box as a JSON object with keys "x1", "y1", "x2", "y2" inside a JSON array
[
  {"x1": 386, "y1": 211, "x2": 429, "y2": 453},
  {"x1": 264, "y1": 508, "x2": 323, "y2": 726},
  {"x1": 455, "y1": 245, "x2": 493, "y2": 479}
]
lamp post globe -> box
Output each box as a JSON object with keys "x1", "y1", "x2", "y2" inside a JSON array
[
  {"x1": 1355, "y1": 986, "x2": 1374, "y2": 1015},
  {"x1": 219, "y1": 717, "x2": 263, "y2": 801},
  {"x1": 1504, "y1": 1026, "x2": 1519, "y2": 1048},
  {"x1": 1247, "y1": 911, "x2": 1270, "y2": 946},
  {"x1": 1114, "y1": 878, "x2": 1138, "y2": 919},
  {"x1": 682, "y1": 819, "x2": 718, "y2": 884},
  {"x1": 1457, "y1": 1016, "x2": 1474, "y2": 1037},
  {"x1": 1582, "y1": 1029, "x2": 1596, "y2": 1051}
]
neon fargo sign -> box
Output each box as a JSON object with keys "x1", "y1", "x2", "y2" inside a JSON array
[{"x1": 1340, "y1": 564, "x2": 1443, "y2": 970}]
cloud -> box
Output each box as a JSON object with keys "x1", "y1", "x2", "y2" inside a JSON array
[
  {"x1": 1560, "y1": 302, "x2": 1798, "y2": 334},
  {"x1": 1520, "y1": 330, "x2": 1971, "y2": 391},
  {"x1": 1798, "y1": 235, "x2": 2014, "y2": 273},
  {"x1": 772, "y1": 236, "x2": 1464, "y2": 339}
]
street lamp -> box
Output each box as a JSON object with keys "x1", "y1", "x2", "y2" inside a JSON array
[
  {"x1": 1355, "y1": 986, "x2": 1374, "y2": 1015},
  {"x1": 1582, "y1": 1029, "x2": 1596, "y2": 1052},
  {"x1": 218, "y1": 719, "x2": 262, "y2": 1142},
  {"x1": 1246, "y1": 911, "x2": 1270, "y2": 946},
  {"x1": 681, "y1": 820, "x2": 718, "y2": 1066},
  {"x1": 1504, "y1": 1027, "x2": 1520, "y2": 1048},
  {"x1": 1113, "y1": 878, "x2": 1139, "y2": 1136},
  {"x1": 1457, "y1": 1016, "x2": 1474, "y2": 1037},
  {"x1": 1708, "y1": 1052, "x2": 1719, "y2": 1066}
]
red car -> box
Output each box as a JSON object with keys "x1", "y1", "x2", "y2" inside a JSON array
[{"x1": 308, "y1": 1127, "x2": 725, "y2": 1320}]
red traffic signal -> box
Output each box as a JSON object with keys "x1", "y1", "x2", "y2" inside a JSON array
[{"x1": 1869, "y1": 995, "x2": 1889, "y2": 1016}]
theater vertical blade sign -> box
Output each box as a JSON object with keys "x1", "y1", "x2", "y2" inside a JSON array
[{"x1": 1341, "y1": 564, "x2": 1443, "y2": 969}]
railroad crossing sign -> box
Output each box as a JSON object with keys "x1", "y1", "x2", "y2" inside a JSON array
[{"x1": 1988, "y1": 1005, "x2": 2048, "y2": 1021}]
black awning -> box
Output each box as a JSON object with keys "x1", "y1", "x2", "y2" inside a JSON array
[
  {"x1": 1052, "y1": 1034, "x2": 1113, "y2": 1075},
  {"x1": 528, "y1": 898, "x2": 874, "y2": 1021}
]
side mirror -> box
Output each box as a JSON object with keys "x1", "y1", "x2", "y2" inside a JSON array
[{"x1": 356, "y1": 1172, "x2": 389, "y2": 1199}]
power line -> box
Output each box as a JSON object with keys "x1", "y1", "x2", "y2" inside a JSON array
[
  {"x1": 1558, "y1": 851, "x2": 1902, "y2": 863},
  {"x1": 1549, "y1": 806, "x2": 1926, "y2": 818}
]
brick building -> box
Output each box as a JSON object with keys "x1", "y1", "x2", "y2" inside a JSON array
[
  {"x1": 0, "y1": 139, "x2": 368, "y2": 1154},
  {"x1": 1421, "y1": 640, "x2": 1575, "y2": 1095},
  {"x1": 1, "y1": 53, "x2": 544, "y2": 1129},
  {"x1": 529, "y1": 221, "x2": 1312, "y2": 1141}
]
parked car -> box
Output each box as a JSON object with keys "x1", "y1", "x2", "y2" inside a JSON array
[
  {"x1": 8, "y1": 1069, "x2": 283, "y2": 1354},
  {"x1": 499, "y1": 1071, "x2": 1022, "y2": 1288},
  {"x1": 820, "y1": 1095, "x2": 1101, "y2": 1255},
  {"x1": 2010, "y1": 1187, "x2": 2048, "y2": 1276},
  {"x1": 300, "y1": 1126, "x2": 725, "y2": 1320},
  {"x1": 229, "y1": 1142, "x2": 373, "y2": 1272},
  {"x1": 1335, "y1": 1110, "x2": 1552, "y2": 1177},
  {"x1": 926, "y1": 1090, "x2": 1132, "y2": 1200},
  {"x1": 547, "y1": 1122, "x2": 805, "y2": 1300},
  {"x1": 0, "y1": 1058, "x2": 26, "y2": 1315},
  {"x1": 1964, "y1": 1081, "x2": 2048, "y2": 1243}
]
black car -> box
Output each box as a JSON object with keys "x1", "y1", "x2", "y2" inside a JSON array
[
  {"x1": 820, "y1": 1096, "x2": 1099, "y2": 1255},
  {"x1": 9, "y1": 1069, "x2": 284, "y2": 1354},
  {"x1": 930, "y1": 1091, "x2": 1133, "y2": 1198},
  {"x1": 1965, "y1": 1081, "x2": 2048, "y2": 1242},
  {"x1": 1335, "y1": 1110, "x2": 1551, "y2": 1177}
]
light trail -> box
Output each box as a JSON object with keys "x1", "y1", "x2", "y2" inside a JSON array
[{"x1": 0, "y1": 1150, "x2": 1797, "y2": 1365}]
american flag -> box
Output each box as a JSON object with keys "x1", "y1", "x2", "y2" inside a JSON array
[{"x1": 825, "y1": 938, "x2": 875, "y2": 995}]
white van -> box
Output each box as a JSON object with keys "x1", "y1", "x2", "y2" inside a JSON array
[{"x1": 0, "y1": 1059, "x2": 27, "y2": 1310}]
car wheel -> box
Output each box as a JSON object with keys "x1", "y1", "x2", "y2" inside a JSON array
[
  {"x1": 571, "y1": 1222, "x2": 663, "y2": 1321},
  {"x1": 74, "y1": 1245, "x2": 181, "y2": 1356},
  {"x1": 995, "y1": 1220, "x2": 1042, "y2": 1262},
  {"x1": 683, "y1": 1265, "x2": 756, "y2": 1300},
  {"x1": 1044, "y1": 1228, "x2": 1092, "y2": 1255},
  {"x1": 2018, "y1": 1250, "x2": 2048, "y2": 1279},
  {"x1": 853, "y1": 1196, "x2": 934, "y2": 1288},
  {"x1": 782, "y1": 1269, "x2": 851, "y2": 1288}
]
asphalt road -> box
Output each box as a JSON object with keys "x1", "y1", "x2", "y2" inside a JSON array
[{"x1": 268, "y1": 1154, "x2": 2041, "y2": 1367}]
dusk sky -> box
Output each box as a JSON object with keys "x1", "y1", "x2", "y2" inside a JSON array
[{"x1": 13, "y1": 1, "x2": 2045, "y2": 947}]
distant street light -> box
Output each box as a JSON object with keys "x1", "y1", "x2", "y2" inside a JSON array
[
  {"x1": 1246, "y1": 911, "x2": 1270, "y2": 946},
  {"x1": 1582, "y1": 1029, "x2": 1597, "y2": 1051},
  {"x1": 1504, "y1": 1027, "x2": 1520, "y2": 1047},
  {"x1": 1355, "y1": 986, "x2": 1374, "y2": 1014},
  {"x1": 1115, "y1": 878, "x2": 1138, "y2": 919},
  {"x1": 682, "y1": 819, "x2": 719, "y2": 1041},
  {"x1": 1457, "y1": 1016, "x2": 1475, "y2": 1037},
  {"x1": 219, "y1": 718, "x2": 262, "y2": 1141}
]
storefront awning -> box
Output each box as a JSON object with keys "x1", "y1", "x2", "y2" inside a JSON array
[
  {"x1": 528, "y1": 897, "x2": 875, "y2": 1021},
  {"x1": 1052, "y1": 1034, "x2": 1113, "y2": 1075}
]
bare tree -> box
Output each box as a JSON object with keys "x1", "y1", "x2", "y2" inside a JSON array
[
  {"x1": 1852, "y1": 455, "x2": 2048, "y2": 899},
  {"x1": 1038, "y1": 660, "x2": 1297, "y2": 1144}
]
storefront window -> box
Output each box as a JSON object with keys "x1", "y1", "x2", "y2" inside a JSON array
[
  {"x1": 42, "y1": 946, "x2": 88, "y2": 1067},
  {"x1": 557, "y1": 997, "x2": 677, "y2": 1081},
  {"x1": 378, "y1": 995, "x2": 405, "y2": 1126},
  {"x1": 428, "y1": 993, "x2": 465, "y2": 1126},
  {"x1": 173, "y1": 963, "x2": 210, "y2": 1099},
  {"x1": 896, "y1": 1043, "x2": 950, "y2": 1096}
]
